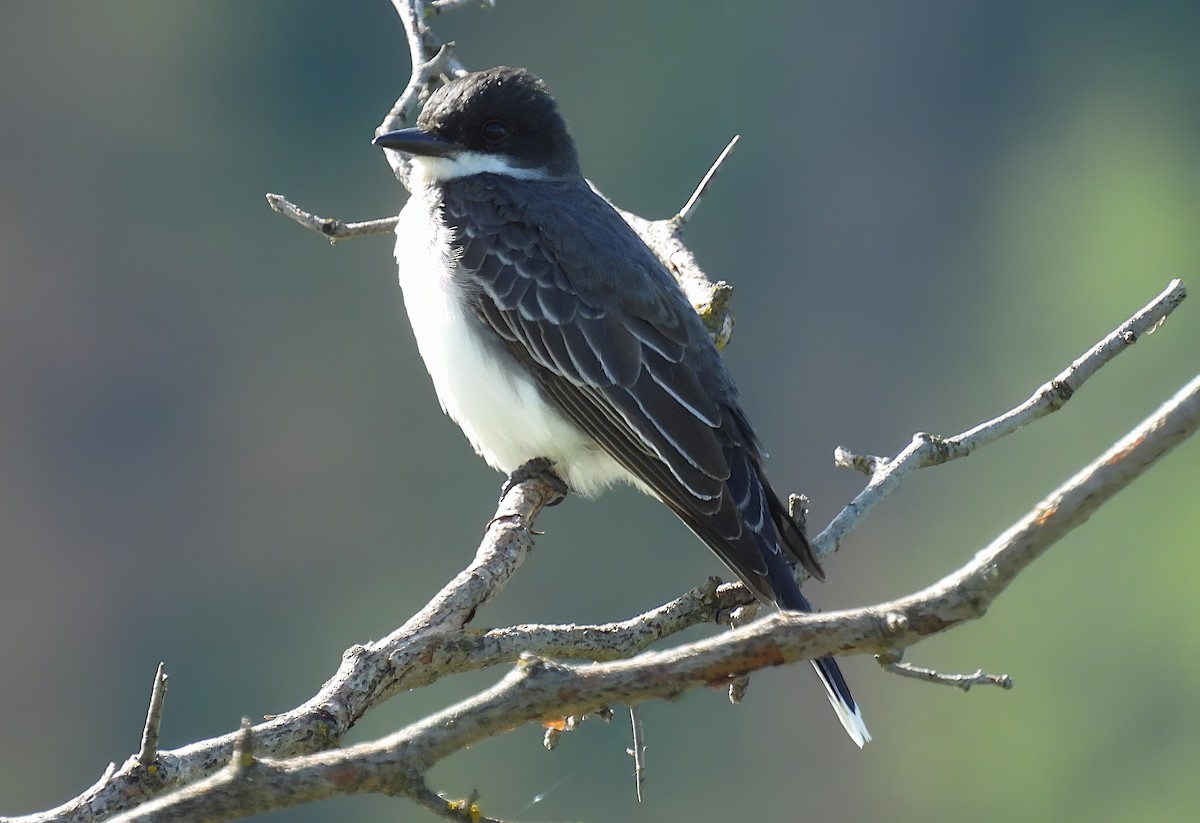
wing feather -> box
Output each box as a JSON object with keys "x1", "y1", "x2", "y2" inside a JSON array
[{"x1": 440, "y1": 175, "x2": 824, "y2": 597}]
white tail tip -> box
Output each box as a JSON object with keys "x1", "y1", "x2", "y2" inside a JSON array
[{"x1": 811, "y1": 659, "x2": 871, "y2": 747}]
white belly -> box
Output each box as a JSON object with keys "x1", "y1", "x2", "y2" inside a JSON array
[{"x1": 393, "y1": 185, "x2": 633, "y2": 497}]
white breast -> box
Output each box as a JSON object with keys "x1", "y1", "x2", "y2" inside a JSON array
[{"x1": 393, "y1": 183, "x2": 633, "y2": 497}]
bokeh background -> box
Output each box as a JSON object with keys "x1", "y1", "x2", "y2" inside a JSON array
[{"x1": 2, "y1": 1, "x2": 1197, "y2": 820}]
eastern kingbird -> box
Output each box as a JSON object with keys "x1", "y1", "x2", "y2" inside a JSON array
[{"x1": 375, "y1": 67, "x2": 869, "y2": 746}]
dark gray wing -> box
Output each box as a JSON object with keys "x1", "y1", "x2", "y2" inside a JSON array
[{"x1": 441, "y1": 174, "x2": 822, "y2": 601}]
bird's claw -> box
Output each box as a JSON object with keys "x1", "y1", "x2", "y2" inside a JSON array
[{"x1": 500, "y1": 457, "x2": 568, "y2": 506}]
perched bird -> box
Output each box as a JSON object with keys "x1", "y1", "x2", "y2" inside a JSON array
[{"x1": 375, "y1": 66, "x2": 869, "y2": 746}]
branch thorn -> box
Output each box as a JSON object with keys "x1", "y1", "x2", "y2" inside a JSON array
[
  {"x1": 674, "y1": 134, "x2": 740, "y2": 226},
  {"x1": 137, "y1": 662, "x2": 168, "y2": 769}
]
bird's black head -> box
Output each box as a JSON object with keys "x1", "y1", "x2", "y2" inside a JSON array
[{"x1": 375, "y1": 67, "x2": 580, "y2": 180}]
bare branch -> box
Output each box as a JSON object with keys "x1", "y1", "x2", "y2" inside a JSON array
[
  {"x1": 946, "y1": 280, "x2": 1187, "y2": 455},
  {"x1": 816, "y1": 278, "x2": 1187, "y2": 562},
  {"x1": 427, "y1": 280, "x2": 1183, "y2": 642},
  {"x1": 8, "y1": 469, "x2": 563, "y2": 823},
  {"x1": 84, "y1": 371, "x2": 1200, "y2": 821},
  {"x1": 43, "y1": 350, "x2": 1191, "y2": 822}
]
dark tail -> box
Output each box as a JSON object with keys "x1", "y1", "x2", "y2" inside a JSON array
[
  {"x1": 699, "y1": 410, "x2": 870, "y2": 745},
  {"x1": 764, "y1": 537, "x2": 871, "y2": 747}
]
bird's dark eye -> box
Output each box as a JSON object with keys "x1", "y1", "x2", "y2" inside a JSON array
[{"x1": 480, "y1": 119, "x2": 509, "y2": 144}]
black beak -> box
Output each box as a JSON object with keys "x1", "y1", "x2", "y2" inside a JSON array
[{"x1": 373, "y1": 127, "x2": 457, "y2": 157}]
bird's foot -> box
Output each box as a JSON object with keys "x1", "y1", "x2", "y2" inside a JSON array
[{"x1": 501, "y1": 457, "x2": 568, "y2": 506}]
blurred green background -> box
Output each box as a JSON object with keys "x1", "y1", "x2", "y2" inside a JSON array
[{"x1": 2, "y1": 1, "x2": 1197, "y2": 821}]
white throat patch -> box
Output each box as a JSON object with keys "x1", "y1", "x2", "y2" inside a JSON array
[{"x1": 407, "y1": 151, "x2": 552, "y2": 185}]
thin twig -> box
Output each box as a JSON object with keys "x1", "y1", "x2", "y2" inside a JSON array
[
  {"x1": 265, "y1": 194, "x2": 397, "y2": 240},
  {"x1": 674, "y1": 135, "x2": 740, "y2": 225},
  {"x1": 943, "y1": 280, "x2": 1187, "y2": 456},
  {"x1": 136, "y1": 663, "x2": 168, "y2": 768},
  {"x1": 379, "y1": 0, "x2": 467, "y2": 187},
  {"x1": 876, "y1": 650, "x2": 1012, "y2": 691},
  {"x1": 627, "y1": 706, "x2": 647, "y2": 802}
]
